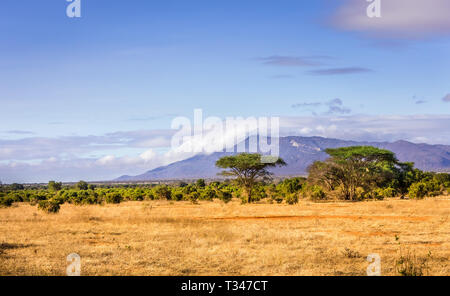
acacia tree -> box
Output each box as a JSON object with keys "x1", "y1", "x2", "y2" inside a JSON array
[
  {"x1": 216, "y1": 153, "x2": 286, "y2": 203},
  {"x1": 307, "y1": 146, "x2": 408, "y2": 200}
]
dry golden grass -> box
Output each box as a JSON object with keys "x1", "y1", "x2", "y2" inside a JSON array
[{"x1": 0, "y1": 198, "x2": 449, "y2": 276}]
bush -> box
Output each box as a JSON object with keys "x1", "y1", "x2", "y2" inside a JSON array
[
  {"x1": 173, "y1": 192, "x2": 184, "y2": 201},
  {"x1": 396, "y1": 251, "x2": 431, "y2": 276},
  {"x1": 196, "y1": 179, "x2": 206, "y2": 188},
  {"x1": 154, "y1": 186, "x2": 172, "y2": 200},
  {"x1": 9, "y1": 193, "x2": 23, "y2": 202},
  {"x1": 407, "y1": 179, "x2": 442, "y2": 198},
  {"x1": 82, "y1": 194, "x2": 100, "y2": 205},
  {"x1": 128, "y1": 190, "x2": 144, "y2": 201},
  {"x1": 188, "y1": 192, "x2": 200, "y2": 204},
  {"x1": 285, "y1": 193, "x2": 299, "y2": 205},
  {"x1": 251, "y1": 185, "x2": 267, "y2": 202},
  {"x1": 10, "y1": 183, "x2": 24, "y2": 190},
  {"x1": 38, "y1": 199, "x2": 61, "y2": 214},
  {"x1": 29, "y1": 193, "x2": 50, "y2": 205},
  {"x1": 0, "y1": 196, "x2": 14, "y2": 207},
  {"x1": 303, "y1": 185, "x2": 327, "y2": 201},
  {"x1": 219, "y1": 190, "x2": 233, "y2": 203},
  {"x1": 76, "y1": 181, "x2": 89, "y2": 190},
  {"x1": 279, "y1": 177, "x2": 305, "y2": 194},
  {"x1": 408, "y1": 182, "x2": 427, "y2": 199},
  {"x1": 48, "y1": 181, "x2": 62, "y2": 192},
  {"x1": 105, "y1": 193, "x2": 123, "y2": 204},
  {"x1": 200, "y1": 187, "x2": 216, "y2": 201},
  {"x1": 381, "y1": 187, "x2": 395, "y2": 198}
]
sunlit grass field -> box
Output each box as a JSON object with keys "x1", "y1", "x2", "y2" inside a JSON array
[{"x1": 1, "y1": 198, "x2": 449, "y2": 276}]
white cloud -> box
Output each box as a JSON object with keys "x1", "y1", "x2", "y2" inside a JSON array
[
  {"x1": 139, "y1": 149, "x2": 157, "y2": 161},
  {"x1": 2, "y1": 114, "x2": 450, "y2": 183},
  {"x1": 280, "y1": 114, "x2": 450, "y2": 144},
  {"x1": 330, "y1": 0, "x2": 450, "y2": 39},
  {"x1": 96, "y1": 155, "x2": 116, "y2": 165}
]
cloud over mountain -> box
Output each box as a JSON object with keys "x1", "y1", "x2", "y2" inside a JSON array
[{"x1": 2, "y1": 114, "x2": 450, "y2": 183}]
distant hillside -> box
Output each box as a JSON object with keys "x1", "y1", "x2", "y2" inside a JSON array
[{"x1": 115, "y1": 136, "x2": 450, "y2": 181}]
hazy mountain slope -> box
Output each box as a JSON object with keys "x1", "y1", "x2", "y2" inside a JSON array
[{"x1": 115, "y1": 136, "x2": 450, "y2": 181}]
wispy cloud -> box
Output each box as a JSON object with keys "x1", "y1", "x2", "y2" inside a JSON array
[
  {"x1": 0, "y1": 130, "x2": 175, "y2": 162},
  {"x1": 308, "y1": 67, "x2": 373, "y2": 76},
  {"x1": 292, "y1": 99, "x2": 352, "y2": 115},
  {"x1": 4, "y1": 130, "x2": 35, "y2": 135},
  {"x1": 325, "y1": 98, "x2": 351, "y2": 114},
  {"x1": 258, "y1": 55, "x2": 331, "y2": 67},
  {"x1": 281, "y1": 114, "x2": 450, "y2": 144},
  {"x1": 412, "y1": 95, "x2": 427, "y2": 105},
  {"x1": 291, "y1": 102, "x2": 322, "y2": 109}
]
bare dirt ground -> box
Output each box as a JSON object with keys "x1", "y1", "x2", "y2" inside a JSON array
[{"x1": 0, "y1": 198, "x2": 449, "y2": 276}]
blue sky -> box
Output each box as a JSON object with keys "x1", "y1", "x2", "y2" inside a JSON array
[{"x1": 1, "y1": 0, "x2": 450, "y2": 183}]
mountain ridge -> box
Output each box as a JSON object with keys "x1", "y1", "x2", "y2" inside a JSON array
[{"x1": 115, "y1": 136, "x2": 450, "y2": 181}]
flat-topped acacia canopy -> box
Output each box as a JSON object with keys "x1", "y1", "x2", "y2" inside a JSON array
[{"x1": 216, "y1": 153, "x2": 286, "y2": 203}]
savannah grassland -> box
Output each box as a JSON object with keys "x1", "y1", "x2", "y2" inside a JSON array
[{"x1": 0, "y1": 198, "x2": 449, "y2": 276}]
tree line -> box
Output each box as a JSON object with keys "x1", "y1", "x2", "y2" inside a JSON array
[{"x1": 0, "y1": 146, "x2": 449, "y2": 213}]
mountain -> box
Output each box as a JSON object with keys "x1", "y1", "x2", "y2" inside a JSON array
[{"x1": 115, "y1": 136, "x2": 450, "y2": 181}]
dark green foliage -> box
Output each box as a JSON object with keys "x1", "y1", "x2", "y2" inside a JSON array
[
  {"x1": 154, "y1": 185, "x2": 172, "y2": 200},
  {"x1": 188, "y1": 191, "x2": 200, "y2": 204},
  {"x1": 29, "y1": 193, "x2": 50, "y2": 205},
  {"x1": 76, "y1": 180, "x2": 89, "y2": 190},
  {"x1": 302, "y1": 184, "x2": 326, "y2": 201},
  {"x1": 279, "y1": 177, "x2": 306, "y2": 194},
  {"x1": 10, "y1": 183, "x2": 24, "y2": 190},
  {"x1": 408, "y1": 180, "x2": 442, "y2": 199},
  {"x1": 1, "y1": 155, "x2": 446, "y2": 209},
  {"x1": 0, "y1": 196, "x2": 14, "y2": 207},
  {"x1": 182, "y1": 184, "x2": 197, "y2": 195},
  {"x1": 38, "y1": 199, "x2": 61, "y2": 214},
  {"x1": 105, "y1": 192, "x2": 123, "y2": 204},
  {"x1": 433, "y1": 173, "x2": 450, "y2": 184},
  {"x1": 285, "y1": 193, "x2": 299, "y2": 205},
  {"x1": 104, "y1": 193, "x2": 120, "y2": 204},
  {"x1": 196, "y1": 179, "x2": 206, "y2": 188},
  {"x1": 178, "y1": 182, "x2": 188, "y2": 188},
  {"x1": 200, "y1": 186, "x2": 217, "y2": 201},
  {"x1": 408, "y1": 182, "x2": 427, "y2": 199},
  {"x1": 218, "y1": 189, "x2": 233, "y2": 203},
  {"x1": 48, "y1": 181, "x2": 62, "y2": 192},
  {"x1": 174, "y1": 193, "x2": 184, "y2": 201}
]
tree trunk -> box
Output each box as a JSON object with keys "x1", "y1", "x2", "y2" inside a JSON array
[{"x1": 246, "y1": 186, "x2": 252, "y2": 203}]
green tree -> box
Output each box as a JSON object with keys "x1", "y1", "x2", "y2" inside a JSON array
[
  {"x1": 216, "y1": 153, "x2": 286, "y2": 203},
  {"x1": 196, "y1": 179, "x2": 206, "y2": 188},
  {"x1": 10, "y1": 183, "x2": 24, "y2": 190},
  {"x1": 48, "y1": 181, "x2": 62, "y2": 192},
  {"x1": 308, "y1": 146, "x2": 408, "y2": 200},
  {"x1": 76, "y1": 180, "x2": 88, "y2": 190},
  {"x1": 154, "y1": 185, "x2": 172, "y2": 200}
]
